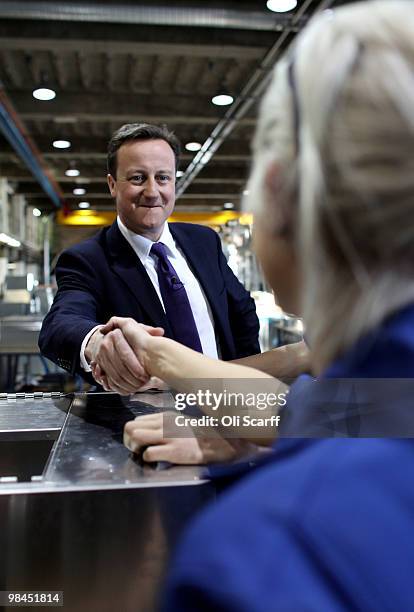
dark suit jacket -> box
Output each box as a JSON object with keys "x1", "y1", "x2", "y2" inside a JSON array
[{"x1": 39, "y1": 221, "x2": 260, "y2": 380}]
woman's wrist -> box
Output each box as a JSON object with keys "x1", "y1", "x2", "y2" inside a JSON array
[{"x1": 286, "y1": 340, "x2": 310, "y2": 377}]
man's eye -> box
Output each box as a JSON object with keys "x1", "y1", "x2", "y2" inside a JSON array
[
  {"x1": 157, "y1": 175, "x2": 171, "y2": 182},
  {"x1": 129, "y1": 175, "x2": 145, "y2": 183}
]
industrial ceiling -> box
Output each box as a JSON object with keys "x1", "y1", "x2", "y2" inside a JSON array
[{"x1": 0, "y1": 0, "x2": 352, "y2": 224}]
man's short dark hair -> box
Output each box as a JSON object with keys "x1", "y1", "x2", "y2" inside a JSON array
[{"x1": 107, "y1": 123, "x2": 181, "y2": 177}]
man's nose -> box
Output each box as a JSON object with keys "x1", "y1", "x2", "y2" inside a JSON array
[{"x1": 143, "y1": 177, "x2": 158, "y2": 198}]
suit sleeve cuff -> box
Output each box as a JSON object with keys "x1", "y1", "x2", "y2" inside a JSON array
[{"x1": 80, "y1": 325, "x2": 104, "y2": 372}]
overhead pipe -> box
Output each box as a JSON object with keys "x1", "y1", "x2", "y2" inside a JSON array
[
  {"x1": 0, "y1": 1, "x2": 304, "y2": 31},
  {"x1": 0, "y1": 85, "x2": 62, "y2": 208}
]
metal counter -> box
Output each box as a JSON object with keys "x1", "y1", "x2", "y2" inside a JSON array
[{"x1": 0, "y1": 391, "x2": 215, "y2": 611}]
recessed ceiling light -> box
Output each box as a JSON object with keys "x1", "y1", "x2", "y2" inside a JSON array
[
  {"x1": 65, "y1": 168, "x2": 80, "y2": 177},
  {"x1": 53, "y1": 139, "x2": 71, "y2": 149},
  {"x1": 212, "y1": 94, "x2": 234, "y2": 106},
  {"x1": 185, "y1": 142, "x2": 202, "y2": 152},
  {"x1": 266, "y1": 0, "x2": 297, "y2": 13},
  {"x1": 32, "y1": 208, "x2": 42, "y2": 217},
  {"x1": 176, "y1": 170, "x2": 184, "y2": 178},
  {"x1": 224, "y1": 202, "x2": 234, "y2": 209},
  {"x1": 32, "y1": 87, "x2": 56, "y2": 101},
  {"x1": 73, "y1": 187, "x2": 86, "y2": 195},
  {"x1": 78, "y1": 201, "x2": 90, "y2": 209},
  {"x1": 243, "y1": 189, "x2": 250, "y2": 196}
]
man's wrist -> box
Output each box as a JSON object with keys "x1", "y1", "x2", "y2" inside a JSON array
[
  {"x1": 85, "y1": 328, "x2": 104, "y2": 364},
  {"x1": 80, "y1": 325, "x2": 104, "y2": 372}
]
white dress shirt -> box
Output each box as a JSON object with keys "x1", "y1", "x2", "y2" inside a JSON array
[{"x1": 80, "y1": 217, "x2": 219, "y2": 371}]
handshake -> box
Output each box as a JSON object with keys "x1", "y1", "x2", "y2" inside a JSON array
[
  {"x1": 85, "y1": 316, "x2": 166, "y2": 395},
  {"x1": 84, "y1": 317, "x2": 250, "y2": 464}
]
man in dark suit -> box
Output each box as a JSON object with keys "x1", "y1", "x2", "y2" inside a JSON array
[{"x1": 39, "y1": 123, "x2": 260, "y2": 393}]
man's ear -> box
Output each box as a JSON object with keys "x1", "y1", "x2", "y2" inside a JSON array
[{"x1": 107, "y1": 174, "x2": 116, "y2": 197}]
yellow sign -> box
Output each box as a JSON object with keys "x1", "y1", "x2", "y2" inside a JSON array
[{"x1": 57, "y1": 210, "x2": 253, "y2": 227}]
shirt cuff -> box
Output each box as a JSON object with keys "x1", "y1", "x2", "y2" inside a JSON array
[{"x1": 80, "y1": 325, "x2": 104, "y2": 372}]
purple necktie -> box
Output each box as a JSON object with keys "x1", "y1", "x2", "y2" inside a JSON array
[{"x1": 150, "y1": 242, "x2": 203, "y2": 352}]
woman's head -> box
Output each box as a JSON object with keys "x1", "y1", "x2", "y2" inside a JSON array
[{"x1": 247, "y1": 0, "x2": 414, "y2": 370}]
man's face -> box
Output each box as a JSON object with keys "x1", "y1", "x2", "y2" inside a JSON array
[{"x1": 107, "y1": 139, "x2": 176, "y2": 240}]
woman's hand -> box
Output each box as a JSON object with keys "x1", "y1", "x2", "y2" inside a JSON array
[{"x1": 124, "y1": 412, "x2": 257, "y2": 465}]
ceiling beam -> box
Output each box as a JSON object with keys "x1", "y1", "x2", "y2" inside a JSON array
[
  {"x1": 19, "y1": 185, "x2": 243, "y2": 198},
  {"x1": 6, "y1": 173, "x2": 248, "y2": 184},
  {"x1": 11, "y1": 91, "x2": 235, "y2": 119},
  {"x1": 2, "y1": 135, "x2": 251, "y2": 154},
  {"x1": 19, "y1": 113, "x2": 257, "y2": 126},
  {"x1": 0, "y1": 38, "x2": 267, "y2": 60},
  {"x1": 0, "y1": 3, "x2": 300, "y2": 32},
  {"x1": 0, "y1": 155, "x2": 251, "y2": 166}
]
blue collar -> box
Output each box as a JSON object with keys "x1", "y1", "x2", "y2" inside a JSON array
[{"x1": 323, "y1": 304, "x2": 414, "y2": 378}]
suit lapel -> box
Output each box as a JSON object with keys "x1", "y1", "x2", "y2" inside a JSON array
[{"x1": 105, "y1": 222, "x2": 172, "y2": 334}]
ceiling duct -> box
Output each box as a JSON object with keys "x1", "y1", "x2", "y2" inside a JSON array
[{"x1": 0, "y1": 1, "x2": 304, "y2": 31}]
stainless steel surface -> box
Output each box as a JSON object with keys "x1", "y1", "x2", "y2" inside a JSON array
[
  {"x1": 0, "y1": 393, "x2": 68, "y2": 431},
  {"x1": 1, "y1": 485, "x2": 214, "y2": 611},
  {"x1": 45, "y1": 392, "x2": 207, "y2": 489},
  {"x1": 0, "y1": 391, "x2": 215, "y2": 611},
  {"x1": 0, "y1": 391, "x2": 207, "y2": 489}
]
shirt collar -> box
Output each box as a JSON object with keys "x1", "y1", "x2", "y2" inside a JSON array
[
  {"x1": 116, "y1": 216, "x2": 175, "y2": 260},
  {"x1": 158, "y1": 223, "x2": 176, "y2": 256}
]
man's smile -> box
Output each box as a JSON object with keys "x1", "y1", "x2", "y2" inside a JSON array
[{"x1": 136, "y1": 203, "x2": 163, "y2": 208}]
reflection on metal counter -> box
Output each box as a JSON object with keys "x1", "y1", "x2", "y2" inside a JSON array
[{"x1": 0, "y1": 391, "x2": 215, "y2": 612}]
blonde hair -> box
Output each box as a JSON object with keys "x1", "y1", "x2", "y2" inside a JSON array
[{"x1": 247, "y1": 0, "x2": 414, "y2": 369}]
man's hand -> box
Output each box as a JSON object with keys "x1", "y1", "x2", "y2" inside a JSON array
[
  {"x1": 87, "y1": 318, "x2": 164, "y2": 395},
  {"x1": 124, "y1": 412, "x2": 257, "y2": 465},
  {"x1": 101, "y1": 317, "x2": 164, "y2": 370}
]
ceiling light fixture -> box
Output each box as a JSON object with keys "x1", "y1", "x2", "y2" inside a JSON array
[
  {"x1": 223, "y1": 202, "x2": 235, "y2": 209},
  {"x1": 53, "y1": 139, "x2": 71, "y2": 149},
  {"x1": 212, "y1": 94, "x2": 234, "y2": 106},
  {"x1": 266, "y1": 0, "x2": 297, "y2": 13},
  {"x1": 32, "y1": 87, "x2": 56, "y2": 101},
  {"x1": 32, "y1": 208, "x2": 42, "y2": 217},
  {"x1": 65, "y1": 168, "x2": 80, "y2": 177},
  {"x1": 185, "y1": 142, "x2": 202, "y2": 152},
  {"x1": 73, "y1": 187, "x2": 86, "y2": 196},
  {"x1": 176, "y1": 170, "x2": 184, "y2": 178},
  {"x1": 78, "y1": 201, "x2": 90, "y2": 209}
]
